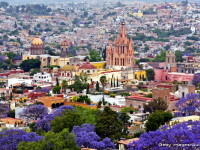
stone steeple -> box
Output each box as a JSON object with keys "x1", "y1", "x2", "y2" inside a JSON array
[{"x1": 106, "y1": 21, "x2": 134, "y2": 70}]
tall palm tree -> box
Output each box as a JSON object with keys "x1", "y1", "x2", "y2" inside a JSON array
[
  {"x1": 100, "y1": 75, "x2": 107, "y2": 103},
  {"x1": 61, "y1": 80, "x2": 68, "y2": 93}
]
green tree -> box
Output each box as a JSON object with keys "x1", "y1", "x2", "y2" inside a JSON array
[
  {"x1": 51, "y1": 107, "x2": 97, "y2": 133},
  {"x1": 6, "y1": 52, "x2": 17, "y2": 60},
  {"x1": 56, "y1": 77, "x2": 59, "y2": 86},
  {"x1": 68, "y1": 76, "x2": 87, "y2": 92},
  {"x1": 145, "y1": 110, "x2": 172, "y2": 132},
  {"x1": 121, "y1": 107, "x2": 137, "y2": 113},
  {"x1": 89, "y1": 49, "x2": 102, "y2": 62},
  {"x1": 143, "y1": 97, "x2": 168, "y2": 113},
  {"x1": 100, "y1": 76, "x2": 107, "y2": 102},
  {"x1": 86, "y1": 83, "x2": 89, "y2": 94},
  {"x1": 30, "y1": 68, "x2": 40, "y2": 76},
  {"x1": 152, "y1": 50, "x2": 166, "y2": 62},
  {"x1": 61, "y1": 80, "x2": 68, "y2": 93},
  {"x1": 146, "y1": 69, "x2": 155, "y2": 81},
  {"x1": 20, "y1": 59, "x2": 41, "y2": 72},
  {"x1": 95, "y1": 106, "x2": 130, "y2": 141},
  {"x1": 18, "y1": 129, "x2": 79, "y2": 150},
  {"x1": 79, "y1": 72, "x2": 89, "y2": 83},
  {"x1": 96, "y1": 81, "x2": 100, "y2": 91},
  {"x1": 175, "y1": 51, "x2": 183, "y2": 62},
  {"x1": 52, "y1": 86, "x2": 61, "y2": 94}
]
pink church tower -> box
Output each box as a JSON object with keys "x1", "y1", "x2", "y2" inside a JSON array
[{"x1": 106, "y1": 21, "x2": 134, "y2": 70}]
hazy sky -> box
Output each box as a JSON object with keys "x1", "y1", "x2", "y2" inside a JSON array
[{"x1": 1, "y1": 0, "x2": 199, "y2": 5}]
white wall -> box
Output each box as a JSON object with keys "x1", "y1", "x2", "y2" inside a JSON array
[{"x1": 8, "y1": 78, "x2": 33, "y2": 87}]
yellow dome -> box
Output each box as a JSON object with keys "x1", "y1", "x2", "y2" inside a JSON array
[{"x1": 31, "y1": 36, "x2": 43, "y2": 45}]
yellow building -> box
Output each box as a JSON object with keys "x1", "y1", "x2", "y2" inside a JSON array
[
  {"x1": 22, "y1": 35, "x2": 71, "y2": 69},
  {"x1": 134, "y1": 70, "x2": 146, "y2": 80},
  {"x1": 90, "y1": 61, "x2": 106, "y2": 69}
]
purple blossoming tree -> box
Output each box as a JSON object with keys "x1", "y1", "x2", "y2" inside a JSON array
[
  {"x1": 20, "y1": 104, "x2": 48, "y2": 121},
  {"x1": 0, "y1": 103, "x2": 10, "y2": 118},
  {"x1": 175, "y1": 93, "x2": 200, "y2": 116},
  {"x1": 192, "y1": 73, "x2": 200, "y2": 87},
  {"x1": 35, "y1": 105, "x2": 74, "y2": 132},
  {"x1": 72, "y1": 123, "x2": 115, "y2": 150},
  {"x1": 34, "y1": 88, "x2": 50, "y2": 93},
  {"x1": 0, "y1": 129, "x2": 43, "y2": 150},
  {"x1": 13, "y1": 55, "x2": 22, "y2": 61},
  {"x1": 128, "y1": 121, "x2": 200, "y2": 150},
  {"x1": 0, "y1": 55, "x2": 5, "y2": 63}
]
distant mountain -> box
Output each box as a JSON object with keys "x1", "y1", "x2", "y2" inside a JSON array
[{"x1": 1, "y1": 0, "x2": 199, "y2": 5}]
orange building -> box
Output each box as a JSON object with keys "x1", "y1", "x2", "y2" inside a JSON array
[{"x1": 37, "y1": 96, "x2": 65, "y2": 108}]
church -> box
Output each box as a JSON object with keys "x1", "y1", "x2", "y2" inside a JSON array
[
  {"x1": 106, "y1": 21, "x2": 134, "y2": 70},
  {"x1": 22, "y1": 35, "x2": 71, "y2": 69}
]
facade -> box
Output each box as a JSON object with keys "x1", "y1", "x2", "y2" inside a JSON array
[
  {"x1": 154, "y1": 69, "x2": 194, "y2": 83},
  {"x1": 134, "y1": 70, "x2": 147, "y2": 80},
  {"x1": 33, "y1": 72, "x2": 52, "y2": 83},
  {"x1": 106, "y1": 21, "x2": 134, "y2": 70},
  {"x1": 177, "y1": 63, "x2": 200, "y2": 74},
  {"x1": 125, "y1": 96, "x2": 152, "y2": 109},
  {"x1": 23, "y1": 36, "x2": 71, "y2": 68}
]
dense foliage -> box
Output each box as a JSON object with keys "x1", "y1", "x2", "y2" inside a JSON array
[
  {"x1": 95, "y1": 106, "x2": 130, "y2": 141},
  {"x1": 192, "y1": 73, "x2": 200, "y2": 87},
  {"x1": 146, "y1": 69, "x2": 155, "y2": 81},
  {"x1": 89, "y1": 49, "x2": 102, "y2": 62},
  {"x1": 145, "y1": 110, "x2": 173, "y2": 132},
  {"x1": 128, "y1": 121, "x2": 200, "y2": 150},
  {"x1": 19, "y1": 104, "x2": 48, "y2": 121},
  {"x1": 175, "y1": 93, "x2": 200, "y2": 116},
  {"x1": 34, "y1": 105, "x2": 74, "y2": 132},
  {"x1": 143, "y1": 97, "x2": 168, "y2": 113},
  {"x1": 20, "y1": 59, "x2": 41, "y2": 72},
  {"x1": 18, "y1": 129, "x2": 79, "y2": 150},
  {"x1": 0, "y1": 129, "x2": 43, "y2": 150},
  {"x1": 72, "y1": 123, "x2": 115, "y2": 150}
]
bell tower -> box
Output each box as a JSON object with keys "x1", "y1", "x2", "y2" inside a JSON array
[
  {"x1": 166, "y1": 51, "x2": 177, "y2": 72},
  {"x1": 60, "y1": 38, "x2": 72, "y2": 57}
]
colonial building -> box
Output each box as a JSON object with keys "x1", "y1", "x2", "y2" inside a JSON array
[
  {"x1": 22, "y1": 35, "x2": 71, "y2": 69},
  {"x1": 106, "y1": 21, "x2": 134, "y2": 70}
]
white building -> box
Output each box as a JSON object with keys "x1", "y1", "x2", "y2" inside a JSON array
[
  {"x1": 33, "y1": 72, "x2": 52, "y2": 83},
  {"x1": 8, "y1": 78, "x2": 33, "y2": 87}
]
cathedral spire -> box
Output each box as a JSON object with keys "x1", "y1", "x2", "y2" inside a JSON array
[{"x1": 119, "y1": 20, "x2": 127, "y2": 39}]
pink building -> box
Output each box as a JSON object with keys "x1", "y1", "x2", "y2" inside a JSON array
[{"x1": 155, "y1": 69, "x2": 194, "y2": 82}]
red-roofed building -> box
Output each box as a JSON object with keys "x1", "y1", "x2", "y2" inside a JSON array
[
  {"x1": 79, "y1": 60, "x2": 97, "y2": 74},
  {"x1": 125, "y1": 96, "x2": 152, "y2": 109}
]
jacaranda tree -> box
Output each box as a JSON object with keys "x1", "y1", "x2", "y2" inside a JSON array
[
  {"x1": 0, "y1": 103, "x2": 10, "y2": 118},
  {"x1": 72, "y1": 123, "x2": 115, "y2": 149},
  {"x1": 0, "y1": 129, "x2": 43, "y2": 150},
  {"x1": 20, "y1": 104, "x2": 48, "y2": 121},
  {"x1": 175, "y1": 93, "x2": 200, "y2": 116},
  {"x1": 34, "y1": 105, "x2": 74, "y2": 132},
  {"x1": 18, "y1": 129, "x2": 79, "y2": 150},
  {"x1": 192, "y1": 73, "x2": 200, "y2": 87},
  {"x1": 128, "y1": 121, "x2": 200, "y2": 150}
]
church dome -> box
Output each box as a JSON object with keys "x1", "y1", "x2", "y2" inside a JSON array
[
  {"x1": 79, "y1": 61, "x2": 96, "y2": 70},
  {"x1": 31, "y1": 35, "x2": 43, "y2": 45}
]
